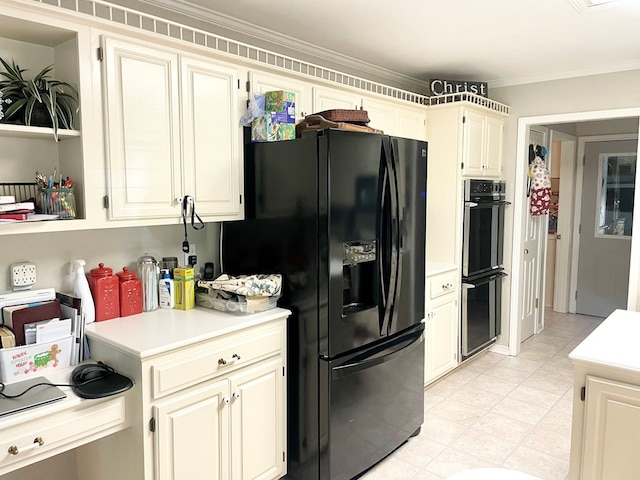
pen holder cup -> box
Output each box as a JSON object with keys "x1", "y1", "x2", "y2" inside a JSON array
[{"x1": 37, "y1": 187, "x2": 76, "y2": 219}]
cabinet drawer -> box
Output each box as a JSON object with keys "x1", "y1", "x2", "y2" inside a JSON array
[
  {"x1": 429, "y1": 271, "x2": 458, "y2": 300},
  {"x1": 0, "y1": 395, "x2": 126, "y2": 472},
  {"x1": 151, "y1": 321, "x2": 285, "y2": 399}
]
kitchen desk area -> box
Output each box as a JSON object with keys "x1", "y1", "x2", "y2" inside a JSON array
[
  {"x1": 0, "y1": 306, "x2": 289, "y2": 480},
  {"x1": 569, "y1": 309, "x2": 640, "y2": 480}
]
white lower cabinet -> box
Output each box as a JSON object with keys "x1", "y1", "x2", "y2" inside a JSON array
[
  {"x1": 424, "y1": 269, "x2": 459, "y2": 386},
  {"x1": 570, "y1": 373, "x2": 640, "y2": 480},
  {"x1": 154, "y1": 357, "x2": 284, "y2": 480},
  {"x1": 78, "y1": 316, "x2": 287, "y2": 480}
]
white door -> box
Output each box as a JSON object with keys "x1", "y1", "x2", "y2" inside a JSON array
[
  {"x1": 361, "y1": 96, "x2": 397, "y2": 135},
  {"x1": 576, "y1": 140, "x2": 636, "y2": 317},
  {"x1": 312, "y1": 86, "x2": 360, "y2": 112},
  {"x1": 181, "y1": 55, "x2": 241, "y2": 218},
  {"x1": 520, "y1": 127, "x2": 548, "y2": 342},
  {"x1": 102, "y1": 36, "x2": 181, "y2": 219},
  {"x1": 396, "y1": 104, "x2": 427, "y2": 141},
  {"x1": 154, "y1": 379, "x2": 229, "y2": 480},
  {"x1": 461, "y1": 109, "x2": 485, "y2": 177},
  {"x1": 230, "y1": 358, "x2": 285, "y2": 480}
]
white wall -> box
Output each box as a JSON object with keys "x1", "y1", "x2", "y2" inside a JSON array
[
  {"x1": 491, "y1": 68, "x2": 640, "y2": 345},
  {"x1": 0, "y1": 223, "x2": 220, "y2": 294}
]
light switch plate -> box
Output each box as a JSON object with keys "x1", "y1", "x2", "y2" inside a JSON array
[{"x1": 11, "y1": 262, "x2": 36, "y2": 291}]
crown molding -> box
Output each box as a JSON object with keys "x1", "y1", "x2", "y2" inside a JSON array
[
  {"x1": 489, "y1": 59, "x2": 640, "y2": 89},
  {"x1": 133, "y1": 0, "x2": 430, "y2": 93}
]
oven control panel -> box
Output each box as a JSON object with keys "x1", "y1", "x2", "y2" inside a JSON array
[{"x1": 464, "y1": 179, "x2": 506, "y2": 202}]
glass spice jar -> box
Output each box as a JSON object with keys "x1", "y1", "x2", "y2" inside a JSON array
[
  {"x1": 87, "y1": 263, "x2": 120, "y2": 321},
  {"x1": 117, "y1": 266, "x2": 143, "y2": 317}
]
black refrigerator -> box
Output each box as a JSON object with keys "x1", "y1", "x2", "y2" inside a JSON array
[{"x1": 222, "y1": 128, "x2": 427, "y2": 480}]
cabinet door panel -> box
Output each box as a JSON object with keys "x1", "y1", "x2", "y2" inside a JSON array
[
  {"x1": 461, "y1": 109, "x2": 485, "y2": 177},
  {"x1": 230, "y1": 358, "x2": 285, "y2": 480},
  {"x1": 396, "y1": 104, "x2": 426, "y2": 141},
  {"x1": 583, "y1": 376, "x2": 640, "y2": 480},
  {"x1": 249, "y1": 70, "x2": 311, "y2": 120},
  {"x1": 362, "y1": 97, "x2": 397, "y2": 136},
  {"x1": 425, "y1": 297, "x2": 458, "y2": 385},
  {"x1": 312, "y1": 86, "x2": 360, "y2": 111},
  {"x1": 154, "y1": 379, "x2": 229, "y2": 480},
  {"x1": 484, "y1": 115, "x2": 503, "y2": 177},
  {"x1": 181, "y1": 56, "x2": 241, "y2": 217},
  {"x1": 103, "y1": 37, "x2": 181, "y2": 219}
]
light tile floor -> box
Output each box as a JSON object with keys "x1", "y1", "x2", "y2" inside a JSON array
[{"x1": 360, "y1": 309, "x2": 604, "y2": 480}]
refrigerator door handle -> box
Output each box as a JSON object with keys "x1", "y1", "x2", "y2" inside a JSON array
[
  {"x1": 389, "y1": 138, "x2": 403, "y2": 331},
  {"x1": 378, "y1": 162, "x2": 392, "y2": 328},
  {"x1": 380, "y1": 138, "x2": 399, "y2": 335},
  {"x1": 332, "y1": 325, "x2": 424, "y2": 379}
]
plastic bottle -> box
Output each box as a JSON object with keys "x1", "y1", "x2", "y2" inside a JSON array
[
  {"x1": 159, "y1": 269, "x2": 175, "y2": 309},
  {"x1": 72, "y1": 259, "x2": 96, "y2": 324}
]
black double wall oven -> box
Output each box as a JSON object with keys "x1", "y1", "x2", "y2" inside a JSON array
[{"x1": 461, "y1": 179, "x2": 509, "y2": 360}]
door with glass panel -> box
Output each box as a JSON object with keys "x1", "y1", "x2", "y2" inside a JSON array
[{"x1": 576, "y1": 140, "x2": 637, "y2": 317}]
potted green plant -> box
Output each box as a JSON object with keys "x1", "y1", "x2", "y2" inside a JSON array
[{"x1": 0, "y1": 57, "x2": 79, "y2": 141}]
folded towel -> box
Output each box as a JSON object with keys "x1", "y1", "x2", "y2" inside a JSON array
[{"x1": 200, "y1": 273, "x2": 282, "y2": 297}]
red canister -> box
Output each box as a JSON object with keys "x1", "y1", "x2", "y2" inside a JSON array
[
  {"x1": 117, "y1": 267, "x2": 143, "y2": 317},
  {"x1": 88, "y1": 263, "x2": 120, "y2": 321}
]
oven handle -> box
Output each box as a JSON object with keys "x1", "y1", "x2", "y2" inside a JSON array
[
  {"x1": 464, "y1": 200, "x2": 511, "y2": 208},
  {"x1": 462, "y1": 271, "x2": 509, "y2": 288}
]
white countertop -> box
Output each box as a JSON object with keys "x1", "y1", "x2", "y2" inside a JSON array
[
  {"x1": 426, "y1": 262, "x2": 458, "y2": 277},
  {"x1": 85, "y1": 306, "x2": 291, "y2": 359},
  {"x1": 569, "y1": 309, "x2": 640, "y2": 372}
]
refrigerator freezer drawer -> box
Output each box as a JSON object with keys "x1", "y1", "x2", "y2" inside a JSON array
[{"x1": 319, "y1": 325, "x2": 425, "y2": 480}]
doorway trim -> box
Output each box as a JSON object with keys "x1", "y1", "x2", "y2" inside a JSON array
[
  {"x1": 509, "y1": 107, "x2": 640, "y2": 356},
  {"x1": 547, "y1": 129, "x2": 577, "y2": 313}
]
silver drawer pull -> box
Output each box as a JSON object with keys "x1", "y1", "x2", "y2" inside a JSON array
[
  {"x1": 8, "y1": 437, "x2": 44, "y2": 456},
  {"x1": 218, "y1": 354, "x2": 241, "y2": 366},
  {"x1": 442, "y1": 283, "x2": 454, "y2": 290}
]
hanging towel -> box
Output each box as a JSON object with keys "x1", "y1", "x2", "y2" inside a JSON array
[{"x1": 529, "y1": 156, "x2": 551, "y2": 216}]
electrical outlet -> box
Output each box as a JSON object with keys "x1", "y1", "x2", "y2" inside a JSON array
[
  {"x1": 183, "y1": 243, "x2": 196, "y2": 267},
  {"x1": 11, "y1": 262, "x2": 37, "y2": 291}
]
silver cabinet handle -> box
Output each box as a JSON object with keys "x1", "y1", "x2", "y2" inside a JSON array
[
  {"x1": 8, "y1": 437, "x2": 44, "y2": 456},
  {"x1": 222, "y1": 397, "x2": 230, "y2": 405},
  {"x1": 233, "y1": 391, "x2": 241, "y2": 399},
  {"x1": 442, "y1": 282, "x2": 454, "y2": 290},
  {"x1": 218, "y1": 354, "x2": 241, "y2": 366}
]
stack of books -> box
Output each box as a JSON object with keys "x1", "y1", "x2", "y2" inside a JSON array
[{"x1": 0, "y1": 195, "x2": 35, "y2": 220}]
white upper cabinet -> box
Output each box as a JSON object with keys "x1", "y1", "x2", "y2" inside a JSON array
[
  {"x1": 102, "y1": 36, "x2": 242, "y2": 221},
  {"x1": 181, "y1": 56, "x2": 242, "y2": 218},
  {"x1": 102, "y1": 37, "x2": 181, "y2": 220},
  {"x1": 461, "y1": 109, "x2": 504, "y2": 178},
  {"x1": 312, "y1": 85, "x2": 361, "y2": 111},
  {"x1": 248, "y1": 70, "x2": 312, "y2": 121},
  {"x1": 397, "y1": 103, "x2": 428, "y2": 142},
  {"x1": 362, "y1": 96, "x2": 426, "y2": 140}
]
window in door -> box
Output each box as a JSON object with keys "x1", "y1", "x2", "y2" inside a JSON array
[{"x1": 596, "y1": 152, "x2": 637, "y2": 237}]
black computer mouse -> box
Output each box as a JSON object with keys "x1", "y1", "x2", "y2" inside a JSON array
[{"x1": 71, "y1": 362, "x2": 114, "y2": 385}]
